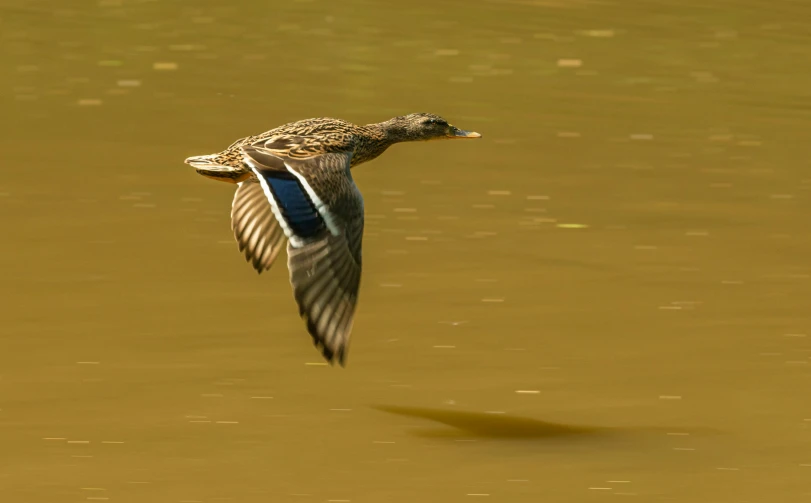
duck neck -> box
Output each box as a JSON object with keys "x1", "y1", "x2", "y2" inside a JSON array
[
  {"x1": 375, "y1": 118, "x2": 415, "y2": 144},
  {"x1": 353, "y1": 120, "x2": 410, "y2": 165}
]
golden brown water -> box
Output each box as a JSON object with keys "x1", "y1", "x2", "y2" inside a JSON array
[{"x1": 3, "y1": 0, "x2": 811, "y2": 501}]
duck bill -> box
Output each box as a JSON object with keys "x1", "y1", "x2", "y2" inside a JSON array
[{"x1": 449, "y1": 128, "x2": 482, "y2": 139}]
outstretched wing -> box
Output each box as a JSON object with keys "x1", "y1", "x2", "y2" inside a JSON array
[
  {"x1": 230, "y1": 178, "x2": 286, "y2": 273},
  {"x1": 241, "y1": 145, "x2": 363, "y2": 366}
]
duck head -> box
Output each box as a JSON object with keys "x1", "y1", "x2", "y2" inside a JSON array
[{"x1": 380, "y1": 113, "x2": 481, "y2": 142}]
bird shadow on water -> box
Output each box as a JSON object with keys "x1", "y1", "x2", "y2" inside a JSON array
[{"x1": 372, "y1": 405, "x2": 720, "y2": 448}]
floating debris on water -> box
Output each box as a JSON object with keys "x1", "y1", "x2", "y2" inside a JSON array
[
  {"x1": 577, "y1": 29, "x2": 616, "y2": 38},
  {"x1": 557, "y1": 59, "x2": 582, "y2": 68},
  {"x1": 556, "y1": 223, "x2": 588, "y2": 229},
  {"x1": 153, "y1": 62, "x2": 178, "y2": 71}
]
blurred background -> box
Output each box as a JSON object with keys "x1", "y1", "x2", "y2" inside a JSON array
[{"x1": 2, "y1": 0, "x2": 811, "y2": 501}]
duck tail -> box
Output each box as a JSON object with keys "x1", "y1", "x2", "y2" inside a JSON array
[{"x1": 184, "y1": 154, "x2": 250, "y2": 184}]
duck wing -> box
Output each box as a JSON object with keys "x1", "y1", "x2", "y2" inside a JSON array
[
  {"x1": 230, "y1": 178, "x2": 286, "y2": 273},
  {"x1": 241, "y1": 143, "x2": 363, "y2": 366}
]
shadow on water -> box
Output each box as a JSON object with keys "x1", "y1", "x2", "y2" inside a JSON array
[
  {"x1": 373, "y1": 405, "x2": 605, "y2": 440},
  {"x1": 372, "y1": 405, "x2": 720, "y2": 443}
]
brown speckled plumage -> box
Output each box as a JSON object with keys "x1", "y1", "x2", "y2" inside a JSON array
[{"x1": 184, "y1": 113, "x2": 481, "y2": 366}]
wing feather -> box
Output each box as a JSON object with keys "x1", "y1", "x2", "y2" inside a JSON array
[
  {"x1": 230, "y1": 179, "x2": 286, "y2": 273},
  {"x1": 240, "y1": 146, "x2": 364, "y2": 365}
]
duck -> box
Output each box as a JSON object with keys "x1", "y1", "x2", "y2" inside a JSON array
[{"x1": 184, "y1": 113, "x2": 481, "y2": 366}]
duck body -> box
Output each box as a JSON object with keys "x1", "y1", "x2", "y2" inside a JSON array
[
  {"x1": 184, "y1": 113, "x2": 480, "y2": 366},
  {"x1": 187, "y1": 116, "x2": 422, "y2": 183}
]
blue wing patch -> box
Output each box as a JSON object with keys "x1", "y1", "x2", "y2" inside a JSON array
[{"x1": 262, "y1": 172, "x2": 324, "y2": 238}]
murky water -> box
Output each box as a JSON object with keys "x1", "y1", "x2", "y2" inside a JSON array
[{"x1": 2, "y1": 0, "x2": 811, "y2": 501}]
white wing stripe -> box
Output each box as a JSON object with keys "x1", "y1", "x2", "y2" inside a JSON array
[
  {"x1": 244, "y1": 158, "x2": 305, "y2": 248},
  {"x1": 284, "y1": 162, "x2": 342, "y2": 237}
]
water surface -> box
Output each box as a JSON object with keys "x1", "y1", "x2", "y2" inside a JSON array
[{"x1": 2, "y1": 0, "x2": 811, "y2": 501}]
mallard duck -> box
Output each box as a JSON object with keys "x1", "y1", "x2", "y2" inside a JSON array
[{"x1": 184, "y1": 113, "x2": 481, "y2": 366}]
